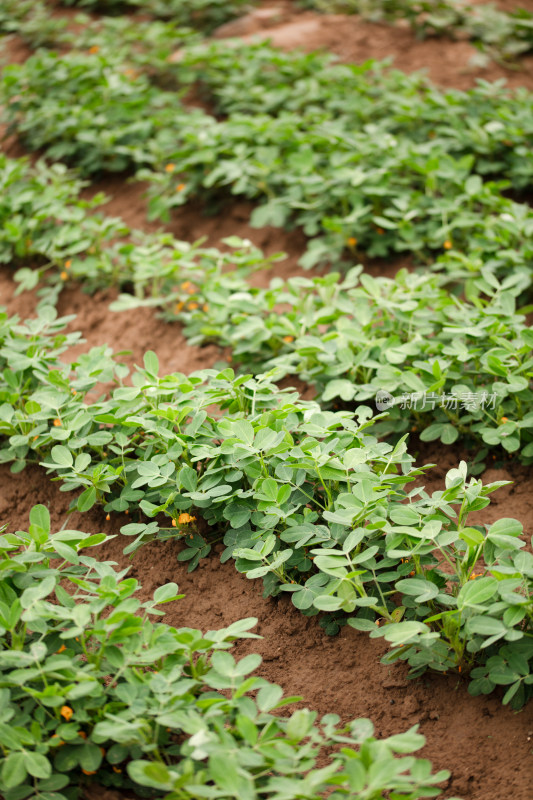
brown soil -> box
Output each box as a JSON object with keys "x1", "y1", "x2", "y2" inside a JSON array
[
  {"x1": 1, "y1": 4, "x2": 533, "y2": 800},
  {"x1": 218, "y1": 0, "x2": 533, "y2": 92}
]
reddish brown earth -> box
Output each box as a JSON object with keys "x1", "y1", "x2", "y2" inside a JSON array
[
  {"x1": 219, "y1": 0, "x2": 533, "y2": 92},
  {"x1": 1, "y1": 3, "x2": 533, "y2": 799}
]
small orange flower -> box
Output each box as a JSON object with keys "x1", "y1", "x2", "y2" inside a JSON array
[
  {"x1": 53, "y1": 418, "x2": 61, "y2": 427},
  {"x1": 89, "y1": 45, "x2": 99, "y2": 54},
  {"x1": 283, "y1": 335, "x2": 294, "y2": 343},
  {"x1": 501, "y1": 416, "x2": 508, "y2": 423},
  {"x1": 78, "y1": 731, "x2": 87, "y2": 739},
  {"x1": 71, "y1": 389, "x2": 77, "y2": 395},
  {"x1": 376, "y1": 227, "x2": 384, "y2": 235},
  {"x1": 458, "y1": 665, "x2": 462, "y2": 673},
  {"x1": 33, "y1": 435, "x2": 38, "y2": 441},
  {"x1": 443, "y1": 240, "x2": 453, "y2": 250},
  {"x1": 65, "y1": 260, "x2": 72, "y2": 269},
  {"x1": 178, "y1": 513, "x2": 195, "y2": 524},
  {"x1": 188, "y1": 302, "x2": 199, "y2": 310},
  {"x1": 165, "y1": 163, "x2": 176, "y2": 173},
  {"x1": 202, "y1": 304, "x2": 209, "y2": 312},
  {"x1": 181, "y1": 281, "x2": 191, "y2": 290},
  {"x1": 56, "y1": 644, "x2": 67, "y2": 654},
  {"x1": 347, "y1": 237, "x2": 357, "y2": 247},
  {"x1": 60, "y1": 271, "x2": 68, "y2": 281},
  {"x1": 60, "y1": 706, "x2": 73, "y2": 721},
  {"x1": 172, "y1": 519, "x2": 177, "y2": 527},
  {"x1": 375, "y1": 620, "x2": 380, "y2": 626},
  {"x1": 100, "y1": 748, "x2": 106, "y2": 757},
  {"x1": 124, "y1": 510, "x2": 129, "y2": 515},
  {"x1": 175, "y1": 301, "x2": 184, "y2": 313},
  {"x1": 176, "y1": 183, "x2": 186, "y2": 192},
  {"x1": 51, "y1": 735, "x2": 65, "y2": 747},
  {"x1": 106, "y1": 514, "x2": 110, "y2": 521},
  {"x1": 82, "y1": 769, "x2": 97, "y2": 776},
  {"x1": 112, "y1": 766, "x2": 122, "y2": 774}
]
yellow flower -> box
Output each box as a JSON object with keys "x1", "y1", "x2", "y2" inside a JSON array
[
  {"x1": 56, "y1": 644, "x2": 67, "y2": 654},
  {"x1": 53, "y1": 418, "x2": 61, "y2": 427},
  {"x1": 181, "y1": 281, "x2": 191, "y2": 290},
  {"x1": 178, "y1": 513, "x2": 196, "y2": 525},
  {"x1": 501, "y1": 416, "x2": 509, "y2": 423},
  {"x1": 202, "y1": 304, "x2": 209, "y2": 312},
  {"x1": 283, "y1": 335, "x2": 294, "y2": 343},
  {"x1": 89, "y1": 45, "x2": 99, "y2": 54},
  {"x1": 188, "y1": 302, "x2": 199, "y2": 310},
  {"x1": 60, "y1": 271, "x2": 68, "y2": 281},
  {"x1": 60, "y1": 706, "x2": 73, "y2": 721},
  {"x1": 65, "y1": 260, "x2": 72, "y2": 269},
  {"x1": 176, "y1": 183, "x2": 186, "y2": 192},
  {"x1": 443, "y1": 240, "x2": 453, "y2": 250},
  {"x1": 165, "y1": 163, "x2": 176, "y2": 173},
  {"x1": 347, "y1": 237, "x2": 357, "y2": 247},
  {"x1": 82, "y1": 769, "x2": 97, "y2": 776},
  {"x1": 113, "y1": 766, "x2": 122, "y2": 774}
]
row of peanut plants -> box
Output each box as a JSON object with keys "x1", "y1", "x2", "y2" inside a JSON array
[
  {"x1": 3, "y1": 155, "x2": 533, "y2": 464},
  {"x1": 0, "y1": 309, "x2": 531, "y2": 711},
  {"x1": 2, "y1": 506, "x2": 460, "y2": 800},
  {"x1": 0, "y1": 26, "x2": 532, "y2": 271}
]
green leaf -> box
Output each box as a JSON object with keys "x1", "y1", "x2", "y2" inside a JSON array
[
  {"x1": 457, "y1": 577, "x2": 498, "y2": 609},
  {"x1": 143, "y1": 351, "x2": 159, "y2": 376},
  {"x1": 2, "y1": 753, "x2": 27, "y2": 788},
  {"x1": 50, "y1": 445, "x2": 73, "y2": 467},
  {"x1": 77, "y1": 487, "x2": 96, "y2": 513},
  {"x1": 153, "y1": 583, "x2": 180, "y2": 604},
  {"x1": 23, "y1": 752, "x2": 51, "y2": 780},
  {"x1": 257, "y1": 683, "x2": 284, "y2": 712},
  {"x1": 29, "y1": 504, "x2": 50, "y2": 534}
]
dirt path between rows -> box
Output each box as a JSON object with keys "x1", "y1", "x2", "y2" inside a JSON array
[{"x1": 1, "y1": 3, "x2": 533, "y2": 798}]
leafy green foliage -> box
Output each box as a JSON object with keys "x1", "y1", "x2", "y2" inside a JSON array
[
  {"x1": 139, "y1": 42, "x2": 533, "y2": 269},
  {"x1": 0, "y1": 49, "x2": 191, "y2": 175},
  {"x1": 0, "y1": 507, "x2": 455, "y2": 800},
  {"x1": 0, "y1": 0, "x2": 67, "y2": 46},
  {"x1": 2, "y1": 34, "x2": 531, "y2": 267},
  {"x1": 0, "y1": 310, "x2": 531, "y2": 705},
  {"x1": 3, "y1": 154, "x2": 532, "y2": 462},
  {"x1": 0, "y1": 155, "x2": 280, "y2": 310},
  {"x1": 57, "y1": 0, "x2": 253, "y2": 32},
  {"x1": 117, "y1": 263, "x2": 533, "y2": 463}
]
